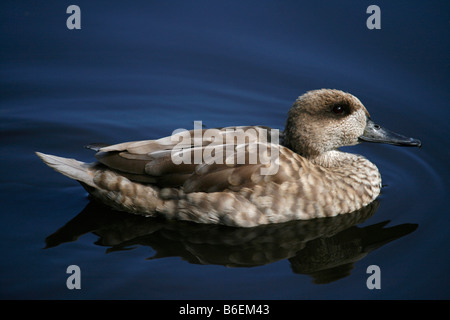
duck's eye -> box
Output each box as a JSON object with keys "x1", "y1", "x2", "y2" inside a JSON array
[{"x1": 332, "y1": 105, "x2": 344, "y2": 114}]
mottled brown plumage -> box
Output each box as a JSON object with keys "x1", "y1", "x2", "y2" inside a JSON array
[{"x1": 36, "y1": 89, "x2": 421, "y2": 227}]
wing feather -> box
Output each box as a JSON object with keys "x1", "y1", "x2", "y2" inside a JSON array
[{"x1": 92, "y1": 126, "x2": 303, "y2": 192}]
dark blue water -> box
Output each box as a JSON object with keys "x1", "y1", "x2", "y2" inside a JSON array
[{"x1": 1, "y1": 1, "x2": 449, "y2": 300}]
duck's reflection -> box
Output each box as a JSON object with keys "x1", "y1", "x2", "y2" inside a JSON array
[{"x1": 46, "y1": 199, "x2": 417, "y2": 283}]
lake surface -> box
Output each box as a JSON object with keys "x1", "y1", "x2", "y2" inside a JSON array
[{"x1": 1, "y1": 1, "x2": 449, "y2": 300}]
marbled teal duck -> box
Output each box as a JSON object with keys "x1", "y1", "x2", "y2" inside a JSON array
[{"x1": 37, "y1": 89, "x2": 421, "y2": 227}]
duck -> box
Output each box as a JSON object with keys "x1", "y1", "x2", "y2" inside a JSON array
[{"x1": 36, "y1": 89, "x2": 421, "y2": 227}]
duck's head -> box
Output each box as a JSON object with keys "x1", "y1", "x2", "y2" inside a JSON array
[{"x1": 283, "y1": 89, "x2": 421, "y2": 158}]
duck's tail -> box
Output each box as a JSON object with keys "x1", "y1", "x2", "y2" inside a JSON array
[
  {"x1": 35, "y1": 152, "x2": 96, "y2": 188},
  {"x1": 36, "y1": 151, "x2": 163, "y2": 217}
]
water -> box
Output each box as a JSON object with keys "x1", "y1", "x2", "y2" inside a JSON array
[{"x1": 1, "y1": 1, "x2": 449, "y2": 300}]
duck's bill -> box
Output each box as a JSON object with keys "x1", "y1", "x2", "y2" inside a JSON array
[{"x1": 359, "y1": 119, "x2": 422, "y2": 147}]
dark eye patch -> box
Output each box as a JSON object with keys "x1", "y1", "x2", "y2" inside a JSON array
[
  {"x1": 330, "y1": 103, "x2": 350, "y2": 116},
  {"x1": 332, "y1": 105, "x2": 344, "y2": 114}
]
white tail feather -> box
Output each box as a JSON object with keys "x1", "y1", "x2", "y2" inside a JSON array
[{"x1": 35, "y1": 152, "x2": 95, "y2": 187}]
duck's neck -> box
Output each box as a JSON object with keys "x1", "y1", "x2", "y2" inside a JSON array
[{"x1": 309, "y1": 150, "x2": 359, "y2": 168}]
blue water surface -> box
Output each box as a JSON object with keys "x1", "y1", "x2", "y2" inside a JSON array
[{"x1": 1, "y1": 1, "x2": 449, "y2": 300}]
